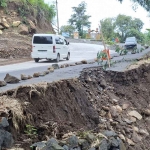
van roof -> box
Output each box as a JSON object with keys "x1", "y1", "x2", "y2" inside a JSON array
[
  {"x1": 33, "y1": 34, "x2": 65, "y2": 38},
  {"x1": 126, "y1": 37, "x2": 136, "y2": 39},
  {"x1": 33, "y1": 34, "x2": 55, "y2": 36}
]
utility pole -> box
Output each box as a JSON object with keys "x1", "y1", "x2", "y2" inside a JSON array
[{"x1": 56, "y1": 0, "x2": 59, "y2": 34}]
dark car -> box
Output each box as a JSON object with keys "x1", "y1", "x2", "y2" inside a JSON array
[{"x1": 125, "y1": 37, "x2": 137, "y2": 49}]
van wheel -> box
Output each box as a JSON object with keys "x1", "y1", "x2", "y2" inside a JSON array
[
  {"x1": 66, "y1": 52, "x2": 70, "y2": 60},
  {"x1": 56, "y1": 54, "x2": 60, "y2": 62},
  {"x1": 34, "y1": 58, "x2": 39, "y2": 62}
]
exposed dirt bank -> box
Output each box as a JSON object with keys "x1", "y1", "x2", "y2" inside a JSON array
[{"x1": 0, "y1": 63, "x2": 150, "y2": 149}]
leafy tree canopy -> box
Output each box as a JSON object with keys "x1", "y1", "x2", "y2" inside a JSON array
[
  {"x1": 68, "y1": 1, "x2": 91, "y2": 37},
  {"x1": 100, "y1": 18, "x2": 115, "y2": 40},
  {"x1": 1, "y1": 0, "x2": 56, "y2": 21},
  {"x1": 144, "y1": 29, "x2": 150, "y2": 45},
  {"x1": 100, "y1": 14, "x2": 144, "y2": 42},
  {"x1": 126, "y1": 28, "x2": 144, "y2": 42},
  {"x1": 115, "y1": 14, "x2": 144, "y2": 42},
  {"x1": 60, "y1": 25, "x2": 75, "y2": 35},
  {"x1": 26, "y1": 0, "x2": 56, "y2": 21},
  {"x1": 118, "y1": 0, "x2": 150, "y2": 12}
]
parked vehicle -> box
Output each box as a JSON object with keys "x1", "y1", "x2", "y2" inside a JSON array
[
  {"x1": 124, "y1": 37, "x2": 137, "y2": 49},
  {"x1": 31, "y1": 34, "x2": 70, "y2": 62}
]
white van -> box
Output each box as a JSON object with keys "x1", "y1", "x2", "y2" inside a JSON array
[{"x1": 31, "y1": 34, "x2": 70, "y2": 62}]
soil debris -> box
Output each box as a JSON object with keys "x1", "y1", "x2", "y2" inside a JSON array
[{"x1": 0, "y1": 62, "x2": 150, "y2": 149}]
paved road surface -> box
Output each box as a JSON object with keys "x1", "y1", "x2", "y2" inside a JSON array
[
  {"x1": 0, "y1": 43, "x2": 118, "y2": 73},
  {"x1": 0, "y1": 43, "x2": 150, "y2": 92}
]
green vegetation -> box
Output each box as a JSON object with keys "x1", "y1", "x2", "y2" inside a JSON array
[
  {"x1": 143, "y1": 29, "x2": 150, "y2": 46},
  {"x1": 60, "y1": 25, "x2": 75, "y2": 35},
  {"x1": 97, "y1": 51, "x2": 111, "y2": 70},
  {"x1": 97, "y1": 51, "x2": 107, "y2": 63},
  {"x1": 115, "y1": 45, "x2": 128, "y2": 55},
  {"x1": 68, "y1": 1, "x2": 91, "y2": 38},
  {"x1": 22, "y1": 0, "x2": 56, "y2": 21},
  {"x1": 120, "y1": 48, "x2": 128, "y2": 55},
  {"x1": 100, "y1": 18, "x2": 115, "y2": 40},
  {"x1": 115, "y1": 14, "x2": 144, "y2": 42},
  {"x1": 100, "y1": 14, "x2": 144, "y2": 43},
  {"x1": 118, "y1": 0, "x2": 150, "y2": 12},
  {"x1": 24, "y1": 124, "x2": 37, "y2": 138},
  {"x1": 2, "y1": 0, "x2": 56, "y2": 22},
  {"x1": 0, "y1": 0, "x2": 8, "y2": 7}
]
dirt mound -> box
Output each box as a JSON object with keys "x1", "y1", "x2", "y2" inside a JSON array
[
  {"x1": 0, "y1": 63, "x2": 150, "y2": 149},
  {"x1": 0, "y1": 82, "x2": 99, "y2": 141},
  {"x1": 80, "y1": 64, "x2": 150, "y2": 150},
  {"x1": 0, "y1": 1, "x2": 55, "y2": 59}
]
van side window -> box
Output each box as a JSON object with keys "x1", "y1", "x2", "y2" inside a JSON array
[
  {"x1": 33, "y1": 36, "x2": 53, "y2": 44},
  {"x1": 55, "y1": 37, "x2": 60, "y2": 44},
  {"x1": 55, "y1": 37, "x2": 64, "y2": 45},
  {"x1": 59, "y1": 38, "x2": 64, "y2": 45}
]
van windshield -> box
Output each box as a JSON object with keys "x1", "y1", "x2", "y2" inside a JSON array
[
  {"x1": 33, "y1": 36, "x2": 53, "y2": 44},
  {"x1": 126, "y1": 38, "x2": 135, "y2": 42}
]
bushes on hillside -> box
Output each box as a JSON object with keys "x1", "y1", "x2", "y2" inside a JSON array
[{"x1": 1, "y1": 0, "x2": 56, "y2": 22}]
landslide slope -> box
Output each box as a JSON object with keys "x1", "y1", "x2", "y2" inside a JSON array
[
  {"x1": 0, "y1": 0, "x2": 55, "y2": 59},
  {"x1": 0, "y1": 63, "x2": 150, "y2": 149}
]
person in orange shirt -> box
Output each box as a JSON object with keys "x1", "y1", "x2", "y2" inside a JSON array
[{"x1": 115, "y1": 37, "x2": 119, "y2": 43}]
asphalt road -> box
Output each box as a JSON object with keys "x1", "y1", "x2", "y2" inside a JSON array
[
  {"x1": 0, "y1": 43, "x2": 118, "y2": 74},
  {"x1": 0, "y1": 43, "x2": 150, "y2": 92}
]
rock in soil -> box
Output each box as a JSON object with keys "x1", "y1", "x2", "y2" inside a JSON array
[
  {"x1": 0, "y1": 117, "x2": 9, "y2": 128},
  {"x1": 0, "y1": 81, "x2": 7, "y2": 87},
  {"x1": 70, "y1": 64, "x2": 76, "y2": 66},
  {"x1": 33, "y1": 72, "x2": 40, "y2": 78},
  {"x1": 75, "y1": 62, "x2": 83, "y2": 65},
  {"x1": 48, "y1": 66, "x2": 54, "y2": 72},
  {"x1": 67, "y1": 135, "x2": 79, "y2": 148},
  {"x1": 81, "y1": 60, "x2": 88, "y2": 64},
  {"x1": 4, "y1": 73, "x2": 20, "y2": 83},
  {"x1": 78, "y1": 139, "x2": 90, "y2": 150},
  {"x1": 21, "y1": 74, "x2": 28, "y2": 80},
  {"x1": 31, "y1": 142, "x2": 46, "y2": 149},
  {"x1": 128, "y1": 110, "x2": 142, "y2": 120},
  {"x1": 142, "y1": 108, "x2": 150, "y2": 116},
  {"x1": 0, "y1": 129, "x2": 14, "y2": 148},
  {"x1": 43, "y1": 70, "x2": 50, "y2": 75},
  {"x1": 126, "y1": 138, "x2": 135, "y2": 146},
  {"x1": 52, "y1": 64, "x2": 60, "y2": 69},
  {"x1": 60, "y1": 65, "x2": 65, "y2": 68},
  {"x1": 28, "y1": 75, "x2": 32, "y2": 79},
  {"x1": 43, "y1": 138, "x2": 64, "y2": 150}
]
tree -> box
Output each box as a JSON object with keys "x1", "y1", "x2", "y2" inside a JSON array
[
  {"x1": 114, "y1": 14, "x2": 144, "y2": 42},
  {"x1": 143, "y1": 29, "x2": 150, "y2": 45},
  {"x1": 131, "y1": 18, "x2": 144, "y2": 31},
  {"x1": 68, "y1": 1, "x2": 91, "y2": 37},
  {"x1": 24, "y1": 0, "x2": 56, "y2": 21},
  {"x1": 115, "y1": 14, "x2": 132, "y2": 42},
  {"x1": 126, "y1": 28, "x2": 144, "y2": 43},
  {"x1": 60, "y1": 25, "x2": 75, "y2": 35},
  {"x1": 118, "y1": 0, "x2": 150, "y2": 12},
  {"x1": 100, "y1": 18, "x2": 115, "y2": 40}
]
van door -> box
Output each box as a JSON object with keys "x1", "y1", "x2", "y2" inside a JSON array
[
  {"x1": 55, "y1": 36, "x2": 66, "y2": 59},
  {"x1": 59, "y1": 37, "x2": 67, "y2": 57},
  {"x1": 32, "y1": 35, "x2": 53, "y2": 58}
]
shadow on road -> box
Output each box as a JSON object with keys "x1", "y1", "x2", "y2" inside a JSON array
[{"x1": 38, "y1": 60, "x2": 66, "y2": 64}]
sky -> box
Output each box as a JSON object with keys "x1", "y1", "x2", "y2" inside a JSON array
[{"x1": 44, "y1": 0, "x2": 150, "y2": 32}]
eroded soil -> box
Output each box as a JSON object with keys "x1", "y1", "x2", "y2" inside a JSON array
[{"x1": 0, "y1": 63, "x2": 150, "y2": 150}]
